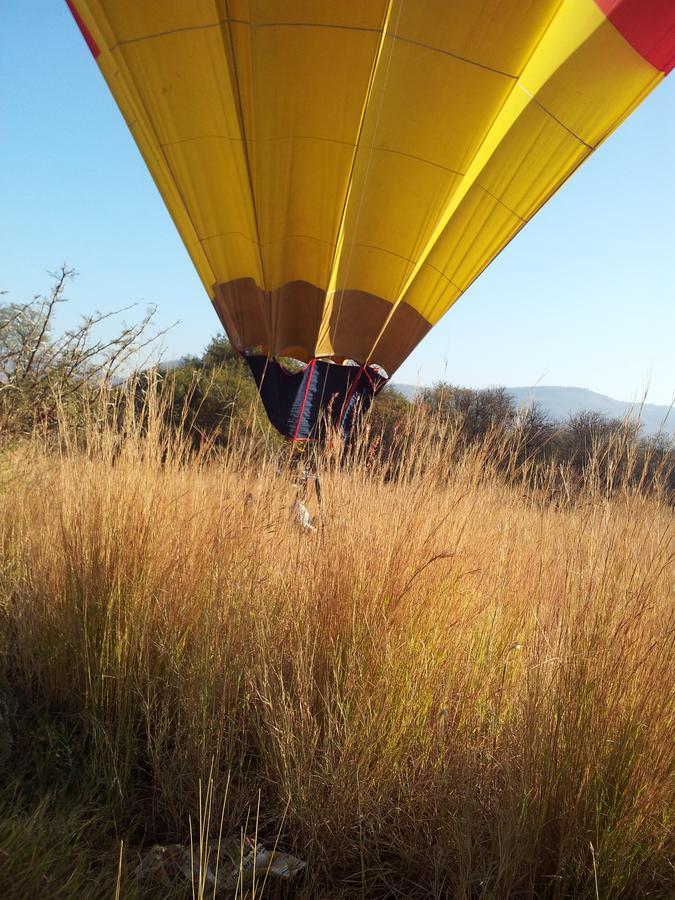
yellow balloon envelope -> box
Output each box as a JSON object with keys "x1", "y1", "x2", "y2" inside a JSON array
[{"x1": 67, "y1": 0, "x2": 673, "y2": 437}]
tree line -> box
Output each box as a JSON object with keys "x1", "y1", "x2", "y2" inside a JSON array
[{"x1": 2, "y1": 270, "x2": 672, "y2": 500}]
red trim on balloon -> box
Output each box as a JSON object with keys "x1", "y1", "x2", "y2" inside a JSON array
[
  {"x1": 65, "y1": 0, "x2": 100, "y2": 59},
  {"x1": 594, "y1": 0, "x2": 675, "y2": 73}
]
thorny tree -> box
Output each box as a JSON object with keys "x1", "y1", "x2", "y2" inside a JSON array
[{"x1": 0, "y1": 265, "x2": 162, "y2": 435}]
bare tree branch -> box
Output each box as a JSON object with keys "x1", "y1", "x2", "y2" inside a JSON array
[{"x1": 1, "y1": 266, "x2": 169, "y2": 435}]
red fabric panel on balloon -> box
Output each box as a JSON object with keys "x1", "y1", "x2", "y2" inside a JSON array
[{"x1": 595, "y1": 0, "x2": 675, "y2": 73}]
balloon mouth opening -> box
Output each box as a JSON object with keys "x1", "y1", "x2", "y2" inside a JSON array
[{"x1": 244, "y1": 348, "x2": 390, "y2": 382}]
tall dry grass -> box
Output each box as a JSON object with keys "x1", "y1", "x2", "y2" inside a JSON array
[{"x1": 0, "y1": 385, "x2": 673, "y2": 898}]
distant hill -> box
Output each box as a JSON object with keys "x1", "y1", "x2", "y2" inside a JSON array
[
  {"x1": 391, "y1": 383, "x2": 674, "y2": 438},
  {"x1": 507, "y1": 387, "x2": 673, "y2": 437}
]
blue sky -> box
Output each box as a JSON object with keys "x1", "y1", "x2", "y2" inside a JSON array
[{"x1": 2, "y1": 1, "x2": 674, "y2": 404}]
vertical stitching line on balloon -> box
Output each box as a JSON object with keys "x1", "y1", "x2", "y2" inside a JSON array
[
  {"x1": 327, "y1": 0, "x2": 405, "y2": 358},
  {"x1": 222, "y1": 2, "x2": 270, "y2": 343}
]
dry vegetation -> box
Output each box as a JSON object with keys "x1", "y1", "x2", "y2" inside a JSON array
[{"x1": 0, "y1": 386, "x2": 673, "y2": 898}]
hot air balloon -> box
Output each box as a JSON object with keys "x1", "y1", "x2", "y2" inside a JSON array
[{"x1": 66, "y1": 0, "x2": 674, "y2": 440}]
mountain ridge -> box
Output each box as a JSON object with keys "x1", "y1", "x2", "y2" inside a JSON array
[{"x1": 391, "y1": 383, "x2": 674, "y2": 438}]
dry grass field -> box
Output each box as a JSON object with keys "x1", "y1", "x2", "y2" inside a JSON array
[{"x1": 0, "y1": 391, "x2": 673, "y2": 898}]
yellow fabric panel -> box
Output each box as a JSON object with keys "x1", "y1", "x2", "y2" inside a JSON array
[
  {"x1": 89, "y1": 0, "x2": 220, "y2": 45},
  {"x1": 231, "y1": 13, "x2": 386, "y2": 145},
  {"x1": 260, "y1": 235, "x2": 335, "y2": 290},
  {"x1": 475, "y1": 96, "x2": 589, "y2": 222},
  {"x1": 357, "y1": 36, "x2": 511, "y2": 174},
  {"x1": 91, "y1": 40, "x2": 217, "y2": 292},
  {"x1": 406, "y1": 186, "x2": 521, "y2": 323},
  {"x1": 114, "y1": 33, "x2": 242, "y2": 146},
  {"x1": 228, "y1": 0, "x2": 386, "y2": 31},
  {"x1": 394, "y1": 266, "x2": 462, "y2": 328},
  {"x1": 224, "y1": 2, "x2": 388, "y2": 157},
  {"x1": 199, "y1": 233, "x2": 260, "y2": 286},
  {"x1": 329, "y1": 245, "x2": 413, "y2": 305},
  {"x1": 395, "y1": 0, "x2": 561, "y2": 76},
  {"x1": 250, "y1": 138, "x2": 356, "y2": 249},
  {"x1": 74, "y1": 1, "x2": 256, "y2": 290},
  {"x1": 112, "y1": 26, "x2": 259, "y2": 283},
  {"x1": 159, "y1": 137, "x2": 254, "y2": 249},
  {"x1": 334, "y1": 151, "x2": 463, "y2": 273},
  {"x1": 521, "y1": 0, "x2": 663, "y2": 146}
]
